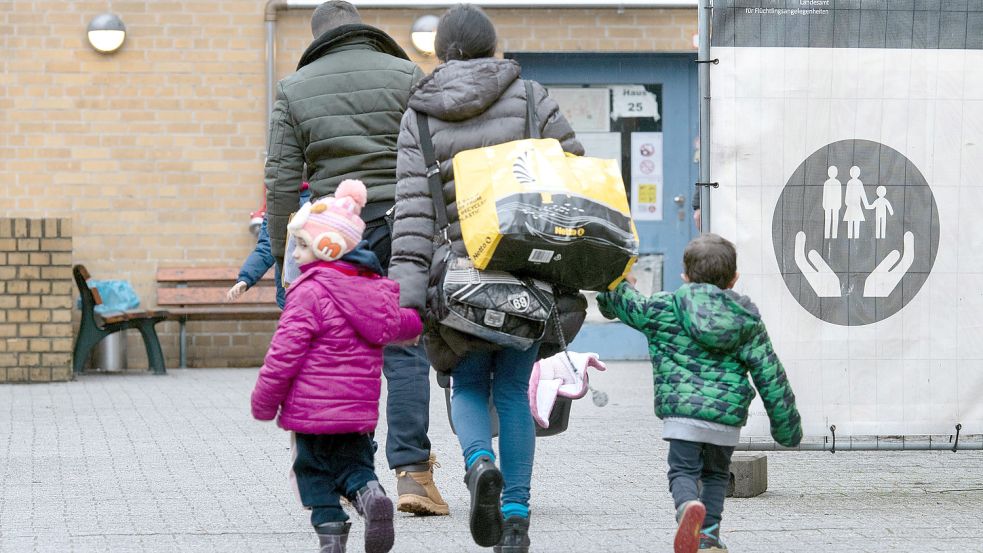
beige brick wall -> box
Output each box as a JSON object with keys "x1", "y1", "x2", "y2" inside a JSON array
[
  {"x1": 0, "y1": 218, "x2": 74, "y2": 383},
  {"x1": 2, "y1": 2, "x2": 695, "y2": 368}
]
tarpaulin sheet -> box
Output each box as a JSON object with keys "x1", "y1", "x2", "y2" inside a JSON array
[{"x1": 710, "y1": 1, "x2": 983, "y2": 438}]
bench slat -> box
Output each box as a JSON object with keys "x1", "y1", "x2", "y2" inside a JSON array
[
  {"x1": 158, "y1": 286, "x2": 277, "y2": 306},
  {"x1": 97, "y1": 309, "x2": 168, "y2": 325},
  {"x1": 157, "y1": 267, "x2": 275, "y2": 283},
  {"x1": 164, "y1": 306, "x2": 282, "y2": 321}
]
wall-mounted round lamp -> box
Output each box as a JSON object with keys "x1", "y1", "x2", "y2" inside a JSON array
[
  {"x1": 410, "y1": 15, "x2": 439, "y2": 57},
  {"x1": 87, "y1": 13, "x2": 126, "y2": 54}
]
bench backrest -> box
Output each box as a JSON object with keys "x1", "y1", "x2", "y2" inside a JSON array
[
  {"x1": 74, "y1": 265, "x2": 104, "y2": 312},
  {"x1": 156, "y1": 267, "x2": 277, "y2": 306}
]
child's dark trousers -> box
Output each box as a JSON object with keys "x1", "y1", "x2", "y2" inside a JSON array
[
  {"x1": 292, "y1": 432, "x2": 377, "y2": 527},
  {"x1": 666, "y1": 439, "x2": 735, "y2": 527}
]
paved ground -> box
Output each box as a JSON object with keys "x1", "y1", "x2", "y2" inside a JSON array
[{"x1": 1, "y1": 362, "x2": 981, "y2": 553}]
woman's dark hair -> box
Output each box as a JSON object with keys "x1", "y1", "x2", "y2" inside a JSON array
[{"x1": 434, "y1": 4, "x2": 497, "y2": 62}]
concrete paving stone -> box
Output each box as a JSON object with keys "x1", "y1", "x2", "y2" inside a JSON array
[{"x1": 2, "y1": 364, "x2": 982, "y2": 552}]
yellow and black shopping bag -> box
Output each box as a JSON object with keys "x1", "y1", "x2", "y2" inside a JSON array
[{"x1": 454, "y1": 137, "x2": 639, "y2": 291}]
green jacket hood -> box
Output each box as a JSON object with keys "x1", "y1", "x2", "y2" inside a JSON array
[{"x1": 673, "y1": 284, "x2": 761, "y2": 353}]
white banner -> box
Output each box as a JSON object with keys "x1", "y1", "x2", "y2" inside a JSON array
[{"x1": 710, "y1": 2, "x2": 983, "y2": 438}]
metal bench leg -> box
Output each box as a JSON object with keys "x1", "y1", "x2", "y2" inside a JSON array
[
  {"x1": 72, "y1": 324, "x2": 107, "y2": 375},
  {"x1": 179, "y1": 318, "x2": 187, "y2": 369},
  {"x1": 136, "y1": 321, "x2": 166, "y2": 375}
]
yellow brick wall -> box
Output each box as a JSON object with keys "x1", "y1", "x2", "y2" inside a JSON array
[
  {"x1": 0, "y1": 219, "x2": 74, "y2": 383},
  {"x1": 2, "y1": 2, "x2": 695, "y2": 368}
]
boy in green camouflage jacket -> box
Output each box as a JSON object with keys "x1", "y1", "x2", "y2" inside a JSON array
[{"x1": 597, "y1": 234, "x2": 802, "y2": 553}]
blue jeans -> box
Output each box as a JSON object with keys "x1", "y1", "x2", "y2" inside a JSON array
[
  {"x1": 450, "y1": 345, "x2": 540, "y2": 508},
  {"x1": 666, "y1": 439, "x2": 735, "y2": 527}
]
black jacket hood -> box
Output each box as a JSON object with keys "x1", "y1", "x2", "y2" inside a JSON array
[{"x1": 297, "y1": 24, "x2": 409, "y2": 70}]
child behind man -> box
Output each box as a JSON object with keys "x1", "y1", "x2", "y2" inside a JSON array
[
  {"x1": 250, "y1": 180, "x2": 422, "y2": 553},
  {"x1": 597, "y1": 233, "x2": 802, "y2": 553},
  {"x1": 227, "y1": 182, "x2": 311, "y2": 309}
]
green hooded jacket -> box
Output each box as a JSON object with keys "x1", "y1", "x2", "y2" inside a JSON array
[
  {"x1": 597, "y1": 282, "x2": 802, "y2": 447},
  {"x1": 264, "y1": 24, "x2": 425, "y2": 258}
]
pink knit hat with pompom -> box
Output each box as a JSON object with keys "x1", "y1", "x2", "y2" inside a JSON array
[{"x1": 287, "y1": 179, "x2": 367, "y2": 261}]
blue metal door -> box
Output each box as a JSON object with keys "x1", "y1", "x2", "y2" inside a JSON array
[{"x1": 507, "y1": 53, "x2": 699, "y2": 292}]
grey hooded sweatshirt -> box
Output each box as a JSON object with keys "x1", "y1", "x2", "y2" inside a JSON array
[{"x1": 388, "y1": 58, "x2": 584, "y2": 370}]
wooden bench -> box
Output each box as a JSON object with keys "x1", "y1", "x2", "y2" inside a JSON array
[
  {"x1": 73, "y1": 265, "x2": 169, "y2": 375},
  {"x1": 155, "y1": 267, "x2": 281, "y2": 368}
]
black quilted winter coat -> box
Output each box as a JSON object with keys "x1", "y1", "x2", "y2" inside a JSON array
[{"x1": 387, "y1": 58, "x2": 584, "y2": 371}]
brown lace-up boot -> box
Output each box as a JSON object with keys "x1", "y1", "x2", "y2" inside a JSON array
[{"x1": 394, "y1": 454, "x2": 450, "y2": 516}]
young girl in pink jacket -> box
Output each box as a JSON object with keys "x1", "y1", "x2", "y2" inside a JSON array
[{"x1": 251, "y1": 179, "x2": 422, "y2": 553}]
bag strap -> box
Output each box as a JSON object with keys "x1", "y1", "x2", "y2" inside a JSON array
[
  {"x1": 524, "y1": 80, "x2": 541, "y2": 140},
  {"x1": 415, "y1": 111, "x2": 450, "y2": 240},
  {"x1": 523, "y1": 281, "x2": 566, "y2": 352}
]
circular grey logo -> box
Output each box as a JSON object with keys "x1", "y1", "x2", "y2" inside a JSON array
[{"x1": 772, "y1": 140, "x2": 939, "y2": 326}]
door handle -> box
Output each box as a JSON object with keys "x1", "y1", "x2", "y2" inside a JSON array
[{"x1": 673, "y1": 195, "x2": 686, "y2": 206}]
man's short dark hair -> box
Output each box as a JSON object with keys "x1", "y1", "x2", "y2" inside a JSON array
[
  {"x1": 683, "y1": 233, "x2": 737, "y2": 289},
  {"x1": 311, "y1": 0, "x2": 361, "y2": 38}
]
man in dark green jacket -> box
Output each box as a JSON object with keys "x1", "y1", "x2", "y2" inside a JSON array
[
  {"x1": 597, "y1": 233, "x2": 801, "y2": 553},
  {"x1": 263, "y1": 1, "x2": 448, "y2": 525}
]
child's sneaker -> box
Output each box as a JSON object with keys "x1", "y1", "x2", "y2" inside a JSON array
[
  {"x1": 674, "y1": 500, "x2": 706, "y2": 553},
  {"x1": 315, "y1": 521, "x2": 351, "y2": 553},
  {"x1": 463, "y1": 454, "x2": 505, "y2": 547},
  {"x1": 699, "y1": 523, "x2": 728, "y2": 552},
  {"x1": 352, "y1": 481, "x2": 394, "y2": 553}
]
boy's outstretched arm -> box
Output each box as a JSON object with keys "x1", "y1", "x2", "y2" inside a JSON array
[
  {"x1": 596, "y1": 280, "x2": 669, "y2": 334},
  {"x1": 738, "y1": 324, "x2": 803, "y2": 447}
]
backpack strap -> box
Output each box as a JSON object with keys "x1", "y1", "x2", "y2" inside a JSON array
[
  {"x1": 415, "y1": 80, "x2": 540, "y2": 240},
  {"x1": 524, "y1": 80, "x2": 541, "y2": 139},
  {"x1": 415, "y1": 111, "x2": 450, "y2": 241}
]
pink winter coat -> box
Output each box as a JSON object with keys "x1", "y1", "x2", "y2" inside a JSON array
[{"x1": 250, "y1": 261, "x2": 422, "y2": 434}]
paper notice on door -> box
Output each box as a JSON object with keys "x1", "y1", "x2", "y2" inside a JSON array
[
  {"x1": 630, "y1": 132, "x2": 663, "y2": 221},
  {"x1": 610, "y1": 85, "x2": 660, "y2": 123},
  {"x1": 577, "y1": 132, "x2": 622, "y2": 170},
  {"x1": 546, "y1": 87, "x2": 610, "y2": 133}
]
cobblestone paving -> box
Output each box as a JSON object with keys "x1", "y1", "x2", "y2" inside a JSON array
[{"x1": 1, "y1": 363, "x2": 981, "y2": 553}]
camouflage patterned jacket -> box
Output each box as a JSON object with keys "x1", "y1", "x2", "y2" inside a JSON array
[{"x1": 597, "y1": 282, "x2": 802, "y2": 447}]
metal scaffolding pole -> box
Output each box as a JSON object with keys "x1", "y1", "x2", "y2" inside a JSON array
[{"x1": 697, "y1": 0, "x2": 712, "y2": 234}]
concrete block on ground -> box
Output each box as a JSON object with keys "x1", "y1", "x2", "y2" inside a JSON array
[{"x1": 727, "y1": 453, "x2": 767, "y2": 498}]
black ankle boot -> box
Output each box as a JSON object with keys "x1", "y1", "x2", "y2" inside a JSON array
[
  {"x1": 494, "y1": 515, "x2": 531, "y2": 553},
  {"x1": 315, "y1": 521, "x2": 351, "y2": 553},
  {"x1": 353, "y1": 481, "x2": 394, "y2": 553},
  {"x1": 463, "y1": 455, "x2": 504, "y2": 547}
]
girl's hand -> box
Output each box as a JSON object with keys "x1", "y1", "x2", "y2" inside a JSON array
[{"x1": 226, "y1": 281, "x2": 248, "y2": 302}]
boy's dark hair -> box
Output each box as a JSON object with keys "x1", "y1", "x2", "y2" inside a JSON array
[
  {"x1": 435, "y1": 4, "x2": 497, "y2": 62},
  {"x1": 311, "y1": 0, "x2": 361, "y2": 38},
  {"x1": 683, "y1": 233, "x2": 737, "y2": 290}
]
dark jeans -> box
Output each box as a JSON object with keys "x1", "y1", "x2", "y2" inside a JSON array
[
  {"x1": 292, "y1": 432, "x2": 377, "y2": 526},
  {"x1": 364, "y1": 221, "x2": 433, "y2": 469},
  {"x1": 666, "y1": 439, "x2": 735, "y2": 528}
]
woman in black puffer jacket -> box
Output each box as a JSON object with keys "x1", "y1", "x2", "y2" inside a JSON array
[{"x1": 388, "y1": 5, "x2": 583, "y2": 552}]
